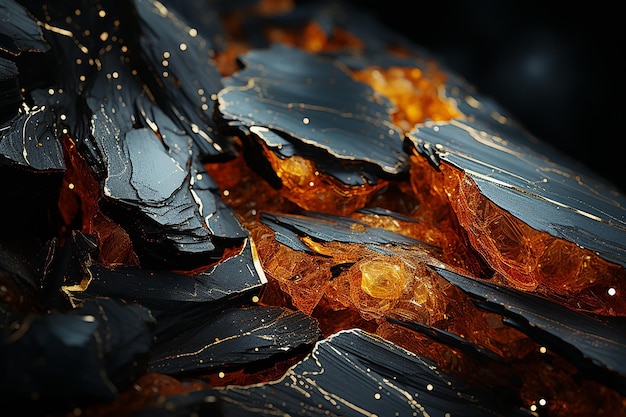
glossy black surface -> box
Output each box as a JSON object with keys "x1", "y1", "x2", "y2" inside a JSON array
[
  {"x1": 217, "y1": 44, "x2": 408, "y2": 186},
  {"x1": 406, "y1": 118, "x2": 626, "y2": 268},
  {"x1": 432, "y1": 264, "x2": 626, "y2": 396}
]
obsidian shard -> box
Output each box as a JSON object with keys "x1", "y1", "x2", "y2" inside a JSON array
[
  {"x1": 0, "y1": 102, "x2": 65, "y2": 238},
  {"x1": 431, "y1": 264, "x2": 626, "y2": 396},
  {"x1": 406, "y1": 118, "x2": 626, "y2": 268},
  {"x1": 1, "y1": 0, "x2": 625, "y2": 416},
  {"x1": 216, "y1": 44, "x2": 407, "y2": 183},
  {"x1": 0, "y1": 0, "x2": 49, "y2": 56},
  {"x1": 206, "y1": 329, "x2": 534, "y2": 417},
  {"x1": 260, "y1": 210, "x2": 432, "y2": 254},
  {"x1": 0, "y1": 236, "x2": 155, "y2": 404},
  {"x1": 133, "y1": 0, "x2": 236, "y2": 160}
]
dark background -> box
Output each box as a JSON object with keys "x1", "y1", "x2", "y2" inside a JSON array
[{"x1": 356, "y1": 0, "x2": 625, "y2": 192}]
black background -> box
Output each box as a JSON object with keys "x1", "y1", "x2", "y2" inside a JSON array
[{"x1": 356, "y1": 0, "x2": 625, "y2": 192}]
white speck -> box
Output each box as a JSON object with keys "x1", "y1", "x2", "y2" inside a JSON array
[
  {"x1": 302, "y1": 117, "x2": 310, "y2": 124},
  {"x1": 179, "y1": 43, "x2": 187, "y2": 51},
  {"x1": 608, "y1": 287, "x2": 617, "y2": 296},
  {"x1": 374, "y1": 393, "x2": 381, "y2": 400}
]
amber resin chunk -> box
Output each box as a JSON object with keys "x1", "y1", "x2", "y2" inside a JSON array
[
  {"x1": 352, "y1": 65, "x2": 462, "y2": 133},
  {"x1": 257, "y1": 140, "x2": 390, "y2": 216},
  {"x1": 251, "y1": 213, "x2": 529, "y2": 360},
  {"x1": 408, "y1": 149, "x2": 626, "y2": 316}
]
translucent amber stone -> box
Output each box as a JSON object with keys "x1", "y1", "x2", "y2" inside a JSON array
[
  {"x1": 259, "y1": 142, "x2": 388, "y2": 215},
  {"x1": 352, "y1": 66, "x2": 462, "y2": 133},
  {"x1": 205, "y1": 151, "x2": 301, "y2": 224},
  {"x1": 360, "y1": 257, "x2": 412, "y2": 300},
  {"x1": 409, "y1": 152, "x2": 626, "y2": 316}
]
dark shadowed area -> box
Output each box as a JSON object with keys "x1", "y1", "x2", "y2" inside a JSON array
[{"x1": 354, "y1": 0, "x2": 625, "y2": 192}]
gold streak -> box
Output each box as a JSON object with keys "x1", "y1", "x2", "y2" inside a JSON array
[
  {"x1": 61, "y1": 268, "x2": 94, "y2": 308},
  {"x1": 41, "y1": 22, "x2": 74, "y2": 37},
  {"x1": 41, "y1": 22, "x2": 90, "y2": 54}
]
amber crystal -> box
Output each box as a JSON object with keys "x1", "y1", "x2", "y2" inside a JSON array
[
  {"x1": 257, "y1": 143, "x2": 388, "y2": 215},
  {"x1": 352, "y1": 65, "x2": 462, "y2": 133},
  {"x1": 409, "y1": 150, "x2": 626, "y2": 316},
  {"x1": 204, "y1": 150, "x2": 302, "y2": 224},
  {"x1": 251, "y1": 219, "x2": 527, "y2": 362}
]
